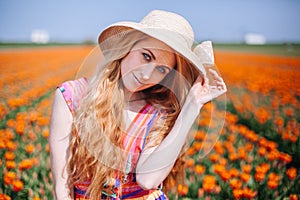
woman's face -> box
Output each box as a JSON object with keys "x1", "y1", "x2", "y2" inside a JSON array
[{"x1": 120, "y1": 37, "x2": 176, "y2": 92}]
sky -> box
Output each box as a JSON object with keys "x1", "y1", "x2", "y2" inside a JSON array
[{"x1": 1, "y1": 0, "x2": 300, "y2": 44}]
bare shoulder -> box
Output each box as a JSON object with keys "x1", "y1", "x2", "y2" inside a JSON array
[
  {"x1": 50, "y1": 89, "x2": 73, "y2": 139},
  {"x1": 52, "y1": 88, "x2": 72, "y2": 115}
]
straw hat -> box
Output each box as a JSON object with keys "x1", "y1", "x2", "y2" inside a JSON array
[{"x1": 98, "y1": 10, "x2": 215, "y2": 78}]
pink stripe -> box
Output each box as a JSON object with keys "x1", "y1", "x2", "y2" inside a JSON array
[{"x1": 123, "y1": 104, "x2": 154, "y2": 152}]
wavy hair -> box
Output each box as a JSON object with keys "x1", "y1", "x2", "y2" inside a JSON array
[{"x1": 67, "y1": 30, "x2": 202, "y2": 199}]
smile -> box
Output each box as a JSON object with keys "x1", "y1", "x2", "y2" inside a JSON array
[{"x1": 132, "y1": 73, "x2": 144, "y2": 85}]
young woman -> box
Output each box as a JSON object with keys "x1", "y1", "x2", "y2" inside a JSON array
[{"x1": 49, "y1": 10, "x2": 226, "y2": 199}]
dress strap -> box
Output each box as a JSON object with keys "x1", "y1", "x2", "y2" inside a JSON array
[
  {"x1": 57, "y1": 77, "x2": 88, "y2": 115},
  {"x1": 123, "y1": 103, "x2": 159, "y2": 181}
]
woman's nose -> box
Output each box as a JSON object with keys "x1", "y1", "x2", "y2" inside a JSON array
[{"x1": 140, "y1": 63, "x2": 156, "y2": 80}]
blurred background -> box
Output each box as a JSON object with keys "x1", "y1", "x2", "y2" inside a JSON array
[{"x1": 0, "y1": 1, "x2": 299, "y2": 199}]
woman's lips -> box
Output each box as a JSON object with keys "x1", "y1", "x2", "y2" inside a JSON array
[{"x1": 133, "y1": 73, "x2": 144, "y2": 85}]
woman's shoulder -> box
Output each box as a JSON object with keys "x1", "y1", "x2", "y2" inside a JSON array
[
  {"x1": 57, "y1": 77, "x2": 89, "y2": 114},
  {"x1": 58, "y1": 77, "x2": 88, "y2": 93}
]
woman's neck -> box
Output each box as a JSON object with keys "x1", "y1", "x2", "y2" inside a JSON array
[
  {"x1": 124, "y1": 88, "x2": 143, "y2": 102},
  {"x1": 124, "y1": 89, "x2": 147, "y2": 112}
]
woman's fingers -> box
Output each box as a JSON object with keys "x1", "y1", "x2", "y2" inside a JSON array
[
  {"x1": 188, "y1": 69, "x2": 227, "y2": 105},
  {"x1": 208, "y1": 69, "x2": 223, "y2": 83},
  {"x1": 208, "y1": 69, "x2": 226, "y2": 90}
]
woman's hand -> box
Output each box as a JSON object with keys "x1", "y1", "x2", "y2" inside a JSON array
[
  {"x1": 187, "y1": 69, "x2": 227, "y2": 106},
  {"x1": 136, "y1": 69, "x2": 226, "y2": 189}
]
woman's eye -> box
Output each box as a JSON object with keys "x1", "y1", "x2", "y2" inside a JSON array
[
  {"x1": 142, "y1": 53, "x2": 151, "y2": 61},
  {"x1": 156, "y1": 66, "x2": 166, "y2": 74}
]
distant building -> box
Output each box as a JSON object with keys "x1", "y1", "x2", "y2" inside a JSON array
[
  {"x1": 244, "y1": 33, "x2": 266, "y2": 45},
  {"x1": 31, "y1": 29, "x2": 50, "y2": 44}
]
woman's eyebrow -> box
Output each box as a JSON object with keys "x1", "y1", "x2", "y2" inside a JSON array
[
  {"x1": 142, "y1": 47, "x2": 173, "y2": 70},
  {"x1": 142, "y1": 48, "x2": 156, "y2": 60}
]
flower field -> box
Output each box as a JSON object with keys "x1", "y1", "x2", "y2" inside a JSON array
[
  {"x1": 178, "y1": 51, "x2": 300, "y2": 200},
  {"x1": 0, "y1": 46, "x2": 299, "y2": 199}
]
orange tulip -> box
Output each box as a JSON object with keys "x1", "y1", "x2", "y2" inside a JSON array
[
  {"x1": 213, "y1": 164, "x2": 226, "y2": 175},
  {"x1": 0, "y1": 140, "x2": 6, "y2": 149},
  {"x1": 286, "y1": 167, "x2": 297, "y2": 180},
  {"x1": 194, "y1": 131, "x2": 206, "y2": 140},
  {"x1": 12, "y1": 180, "x2": 24, "y2": 192},
  {"x1": 185, "y1": 158, "x2": 195, "y2": 168},
  {"x1": 6, "y1": 141, "x2": 17, "y2": 151},
  {"x1": 42, "y1": 128, "x2": 50, "y2": 138},
  {"x1": 213, "y1": 142, "x2": 224, "y2": 155},
  {"x1": 232, "y1": 189, "x2": 243, "y2": 199},
  {"x1": 258, "y1": 147, "x2": 267, "y2": 156},
  {"x1": 265, "y1": 141, "x2": 278, "y2": 151},
  {"x1": 37, "y1": 117, "x2": 50, "y2": 126},
  {"x1": 27, "y1": 131, "x2": 37, "y2": 141},
  {"x1": 193, "y1": 141, "x2": 202, "y2": 151},
  {"x1": 202, "y1": 175, "x2": 216, "y2": 193},
  {"x1": 45, "y1": 143, "x2": 50, "y2": 153},
  {"x1": 177, "y1": 184, "x2": 188, "y2": 196},
  {"x1": 254, "y1": 172, "x2": 265, "y2": 182},
  {"x1": 267, "y1": 150, "x2": 279, "y2": 161},
  {"x1": 254, "y1": 107, "x2": 270, "y2": 124},
  {"x1": 245, "y1": 142, "x2": 253, "y2": 151},
  {"x1": 240, "y1": 173, "x2": 251, "y2": 183},
  {"x1": 228, "y1": 153, "x2": 238, "y2": 162},
  {"x1": 186, "y1": 147, "x2": 195, "y2": 156},
  {"x1": 0, "y1": 194, "x2": 11, "y2": 200},
  {"x1": 5, "y1": 129, "x2": 15, "y2": 140},
  {"x1": 242, "y1": 187, "x2": 256, "y2": 199},
  {"x1": 229, "y1": 178, "x2": 242, "y2": 189},
  {"x1": 289, "y1": 194, "x2": 298, "y2": 200},
  {"x1": 6, "y1": 119, "x2": 15, "y2": 128},
  {"x1": 219, "y1": 157, "x2": 227, "y2": 166},
  {"x1": 242, "y1": 164, "x2": 252, "y2": 174},
  {"x1": 267, "y1": 172, "x2": 280, "y2": 190},
  {"x1": 195, "y1": 164, "x2": 206, "y2": 175},
  {"x1": 6, "y1": 161, "x2": 16, "y2": 169},
  {"x1": 256, "y1": 163, "x2": 270, "y2": 174},
  {"x1": 220, "y1": 170, "x2": 231, "y2": 181},
  {"x1": 274, "y1": 117, "x2": 284, "y2": 127},
  {"x1": 289, "y1": 135, "x2": 298, "y2": 143},
  {"x1": 4, "y1": 151, "x2": 15, "y2": 160},
  {"x1": 18, "y1": 159, "x2": 33, "y2": 170},
  {"x1": 225, "y1": 113, "x2": 238, "y2": 124},
  {"x1": 229, "y1": 168, "x2": 239, "y2": 177},
  {"x1": 209, "y1": 153, "x2": 220, "y2": 162},
  {"x1": 267, "y1": 180, "x2": 278, "y2": 190},
  {"x1": 278, "y1": 152, "x2": 292, "y2": 163},
  {"x1": 25, "y1": 144, "x2": 35, "y2": 154},
  {"x1": 29, "y1": 111, "x2": 38, "y2": 123},
  {"x1": 237, "y1": 147, "x2": 247, "y2": 160},
  {"x1": 285, "y1": 107, "x2": 294, "y2": 117},
  {"x1": 198, "y1": 188, "x2": 204, "y2": 198},
  {"x1": 4, "y1": 171, "x2": 16, "y2": 185},
  {"x1": 15, "y1": 123, "x2": 25, "y2": 135}
]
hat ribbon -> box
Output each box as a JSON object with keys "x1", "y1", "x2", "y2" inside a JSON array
[{"x1": 193, "y1": 41, "x2": 215, "y2": 65}]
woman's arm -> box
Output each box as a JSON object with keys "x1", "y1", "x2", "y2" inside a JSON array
[
  {"x1": 136, "y1": 69, "x2": 226, "y2": 189},
  {"x1": 49, "y1": 89, "x2": 73, "y2": 200}
]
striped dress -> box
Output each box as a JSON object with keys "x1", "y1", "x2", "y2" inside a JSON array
[{"x1": 58, "y1": 78, "x2": 168, "y2": 200}]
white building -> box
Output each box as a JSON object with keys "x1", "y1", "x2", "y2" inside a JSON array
[
  {"x1": 244, "y1": 33, "x2": 266, "y2": 45},
  {"x1": 31, "y1": 29, "x2": 50, "y2": 44}
]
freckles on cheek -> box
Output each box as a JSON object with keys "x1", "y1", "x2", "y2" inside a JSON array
[
  {"x1": 120, "y1": 60, "x2": 129, "y2": 77},
  {"x1": 120, "y1": 57, "x2": 135, "y2": 77}
]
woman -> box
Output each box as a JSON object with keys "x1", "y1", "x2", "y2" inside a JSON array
[{"x1": 49, "y1": 10, "x2": 226, "y2": 199}]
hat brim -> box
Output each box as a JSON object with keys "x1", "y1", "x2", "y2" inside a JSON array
[{"x1": 98, "y1": 22, "x2": 206, "y2": 78}]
